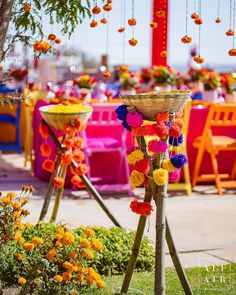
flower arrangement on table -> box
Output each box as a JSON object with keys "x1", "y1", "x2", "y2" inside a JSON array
[
  {"x1": 74, "y1": 74, "x2": 97, "y2": 101},
  {"x1": 202, "y1": 71, "x2": 221, "y2": 91},
  {"x1": 152, "y1": 65, "x2": 176, "y2": 88},
  {"x1": 10, "y1": 68, "x2": 28, "y2": 81},
  {"x1": 220, "y1": 73, "x2": 236, "y2": 94},
  {"x1": 119, "y1": 72, "x2": 141, "y2": 92},
  {"x1": 0, "y1": 187, "x2": 105, "y2": 294}
]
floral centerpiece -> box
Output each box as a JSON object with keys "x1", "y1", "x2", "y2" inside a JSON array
[
  {"x1": 152, "y1": 65, "x2": 176, "y2": 90},
  {"x1": 119, "y1": 72, "x2": 140, "y2": 94},
  {"x1": 220, "y1": 73, "x2": 236, "y2": 102},
  {"x1": 201, "y1": 71, "x2": 221, "y2": 102},
  {"x1": 10, "y1": 68, "x2": 28, "y2": 81},
  {"x1": 74, "y1": 74, "x2": 97, "y2": 102},
  {"x1": 139, "y1": 68, "x2": 154, "y2": 92}
]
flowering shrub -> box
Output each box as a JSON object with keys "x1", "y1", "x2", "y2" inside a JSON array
[
  {"x1": 0, "y1": 188, "x2": 105, "y2": 295},
  {"x1": 74, "y1": 75, "x2": 97, "y2": 90},
  {"x1": 152, "y1": 65, "x2": 176, "y2": 86}
]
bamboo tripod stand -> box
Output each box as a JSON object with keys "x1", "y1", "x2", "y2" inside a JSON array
[{"x1": 38, "y1": 119, "x2": 193, "y2": 295}]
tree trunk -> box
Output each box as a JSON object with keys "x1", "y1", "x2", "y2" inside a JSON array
[{"x1": 0, "y1": 0, "x2": 15, "y2": 60}]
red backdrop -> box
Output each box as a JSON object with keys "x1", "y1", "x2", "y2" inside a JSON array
[{"x1": 151, "y1": 0, "x2": 168, "y2": 66}]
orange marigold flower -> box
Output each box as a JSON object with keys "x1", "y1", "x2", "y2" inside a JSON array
[
  {"x1": 97, "y1": 279, "x2": 106, "y2": 288},
  {"x1": 91, "y1": 238, "x2": 103, "y2": 251},
  {"x1": 68, "y1": 251, "x2": 78, "y2": 260},
  {"x1": 100, "y1": 18, "x2": 108, "y2": 24},
  {"x1": 62, "y1": 271, "x2": 72, "y2": 282},
  {"x1": 64, "y1": 138, "x2": 74, "y2": 149},
  {"x1": 13, "y1": 211, "x2": 21, "y2": 219},
  {"x1": 86, "y1": 274, "x2": 94, "y2": 285},
  {"x1": 83, "y1": 228, "x2": 95, "y2": 236},
  {"x1": 54, "y1": 275, "x2": 63, "y2": 283},
  {"x1": 48, "y1": 34, "x2": 56, "y2": 41},
  {"x1": 39, "y1": 122, "x2": 49, "y2": 138},
  {"x1": 75, "y1": 163, "x2": 88, "y2": 175},
  {"x1": 73, "y1": 137, "x2": 84, "y2": 149},
  {"x1": 23, "y1": 4, "x2": 31, "y2": 11},
  {"x1": 53, "y1": 177, "x2": 64, "y2": 188},
  {"x1": 15, "y1": 253, "x2": 23, "y2": 261},
  {"x1": 103, "y1": 4, "x2": 112, "y2": 11},
  {"x1": 82, "y1": 249, "x2": 94, "y2": 259},
  {"x1": 32, "y1": 237, "x2": 44, "y2": 245},
  {"x1": 56, "y1": 226, "x2": 65, "y2": 234},
  {"x1": 40, "y1": 143, "x2": 52, "y2": 157},
  {"x1": 73, "y1": 150, "x2": 85, "y2": 163},
  {"x1": 63, "y1": 123, "x2": 75, "y2": 135},
  {"x1": 63, "y1": 261, "x2": 74, "y2": 271},
  {"x1": 156, "y1": 112, "x2": 169, "y2": 123},
  {"x1": 42, "y1": 159, "x2": 55, "y2": 172},
  {"x1": 61, "y1": 153, "x2": 72, "y2": 165},
  {"x1": 1, "y1": 196, "x2": 11, "y2": 205},
  {"x1": 128, "y1": 38, "x2": 138, "y2": 46},
  {"x1": 128, "y1": 18, "x2": 137, "y2": 26},
  {"x1": 77, "y1": 273, "x2": 84, "y2": 282},
  {"x1": 79, "y1": 238, "x2": 91, "y2": 249},
  {"x1": 118, "y1": 27, "x2": 125, "y2": 33},
  {"x1": 55, "y1": 38, "x2": 62, "y2": 44},
  {"x1": 18, "y1": 277, "x2": 26, "y2": 285},
  {"x1": 46, "y1": 249, "x2": 57, "y2": 260},
  {"x1": 23, "y1": 242, "x2": 35, "y2": 251},
  {"x1": 62, "y1": 232, "x2": 75, "y2": 245},
  {"x1": 90, "y1": 20, "x2": 98, "y2": 28},
  {"x1": 6, "y1": 192, "x2": 16, "y2": 199},
  {"x1": 92, "y1": 6, "x2": 101, "y2": 14}
]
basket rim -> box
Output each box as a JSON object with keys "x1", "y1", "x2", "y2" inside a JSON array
[
  {"x1": 120, "y1": 90, "x2": 191, "y2": 100},
  {"x1": 39, "y1": 104, "x2": 93, "y2": 116}
]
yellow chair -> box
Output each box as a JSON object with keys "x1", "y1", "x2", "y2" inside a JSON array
[
  {"x1": 168, "y1": 100, "x2": 192, "y2": 195},
  {"x1": 192, "y1": 103, "x2": 236, "y2": 195}
]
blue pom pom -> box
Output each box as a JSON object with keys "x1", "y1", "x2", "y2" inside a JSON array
[
  {"x1": 170, "y1": 154, "x2": 187, "y2": 169},
  {"x1": 169, "y1": 134, "x2": 184, "y2": 146},
  {"x1": 122, "y1": 120, "x2": 131, "y2": 131},
  {"x1": 165, "y1": 122, "x2": 172, "y2": 128},
  {"x1": 115, "y1": 105, "x2": 128, "y2": 121}
]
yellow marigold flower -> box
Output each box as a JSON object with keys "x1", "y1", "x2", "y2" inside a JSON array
[
  {"x1": 24, "y1": 222, "x2": 31, "y2": 229},
  {"x1": 129, "y1": 170, "x2": 145, "y2": 188},
  {"x1": 162, "y1": 159, "x2": 176, "y2": 172},
  {"x1": 55, "y1": 241, "x2": 62, "y2": 247},
  {"x1": 77, "y1": 273, "x2": 84, "y2": 282},
  {"x1": 70, "y1": 290, "x2": 78, "y2": 295},
  {"x1": 62, "y1": 271, "x2": 72, "y2": 282},
  {"x1": 12, "y1": 202, "x2": 21, "y2": 209},
  {"x1": 73, "y1": 266, "x2": 78, "y2": 272},
  {"x1": 82, "y1": 249, "x2": 94, "y2": 259},
  {"x1": 23, "y1": 243, "x2": 35, "y2": 251},
  {"x1": 88, "y1": 268, "x2": 100, "y2": 280},
  {"x1": 54, "y1": 275, "x2": 63, "y2": 283},
  {"x1": 6, "y1": 192, "x2": 16, "y2": 199},
  {"x1": 18, "y1": 277, "x2": 26, "y2": 285},
  {"x1": 90, "y1": 239, "x2": 103, "y2": 251},
  {"x1": 15, "y1": 221, "x2": 24, "y2": 229},
  {"x1": 46, "y1": 249, "x2": 57, "y2": 260},
  {"x1": 153, "y1": 168, "x2": 168, "y2": 186},
  {"x1": 14, "y1": 231, "x2": 25, "y2": 244},
  {"x1": 56, "y1": 226, "x2": 65, "y2": 235},
  {"x1": 127, "y1": 150, "x2": 144, "y2": 165},
  {"x1": 86, "y1": 275, "x2": 94, "y2": 285},
  {"x1": 77, "y1": 267, "x2": 87, "y2": 275},
  {"x1": 63, "y1": 261, "x2": 74, "y2": 271},
  {"x1": 97, "y1": 279, "x2": 106, "y2": 288},
  {"x1": 62, "y1": 232, "x2": 75, "y2": 245},
  {"x1": 15, "y1": 253, "x2": 23, "y2": 261},
  {"x1": 32, "y1": 237, "x2": 44, "y2": 245},
  {"x1": 68, "y1": 251, "x2": 78, "y2": 260},
  {"x1": 1, "y1": 197, "x2": 11, "y2": 205},
  {"x1": 79, "y1": 238, "x2": 91, "y2": 249},
  {"x1": 83, "y1": 228, "x2": 95, "y2": 236},
  {"x1": 13, "y1": 211, "x2": 21, "y2": 219},
  {"x1": 34, "y1": 278, "x2": 42, "y2": 285},
  {"x1": 55, "y1": 233, "x2": 63, "y2": 241}
]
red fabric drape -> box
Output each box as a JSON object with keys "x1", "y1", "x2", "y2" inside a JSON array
[{"x1": 151, "y1": 0, "x2": 168, "y2": 66}]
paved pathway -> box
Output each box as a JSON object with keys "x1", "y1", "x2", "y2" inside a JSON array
[{"x1": 1, "y1": 152, "x2": 236, "y2": 268}]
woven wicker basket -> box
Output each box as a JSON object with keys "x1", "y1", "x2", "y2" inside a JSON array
[
  {"x1": 39, "y1": 105, "x2": 93, "y2": 131},
  {"x1": 121, "y1": 90, "x2": 191, "y2": 121}
]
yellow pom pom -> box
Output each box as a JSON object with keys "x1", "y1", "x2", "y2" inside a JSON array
[
  {"x1": 162, "y1": 159, "x2": 176, "y2": 172},
  {"x1": 153, "y1": 168, "x2": 168, "y2": 186},
  {"x1": 129, "y1": 170, "x2": 145, "y2": 188},
  {"x1": 127, "y1": 150, "x2": 144, "y2": 165}
]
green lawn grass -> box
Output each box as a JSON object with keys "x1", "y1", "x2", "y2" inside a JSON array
[{"x1": 92, "y1": 263, "x2": 236, "y2": 295}]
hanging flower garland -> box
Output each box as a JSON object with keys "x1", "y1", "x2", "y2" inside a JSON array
[{"x1": 115, "y1": 105, "x2": 187, "y2": 216}]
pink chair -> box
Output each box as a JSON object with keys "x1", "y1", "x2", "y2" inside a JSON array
[{"x1": 83, "y1": 103, "x2": 132, "y2": 195}]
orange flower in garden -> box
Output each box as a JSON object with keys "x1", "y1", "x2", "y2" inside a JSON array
[
  {"x1": 103, "y1": 71, "x2": 111, "y2": 79},
  {"x1": 90, "y1": 20, "x2": 98, "y2": 28},
  {"x1": 76, "y1": 163, "x2": 88, "y2": 175},
  {"x1": 128, "y1": 18, "x2": 137, "y2": 26},
  {"x1": 42, "y1": 159, "x2": 55, "y2": 172},
  {"x1": 87, "y1": 274, "x2": 94, "y2": 285},
  {"x1": 48, "y1": 34, "x2": 56, "y2": 41},
  {"x1": 100, "y1": 18, "x2": 108, "y2": 24},
  {"x1": 63, "y1": 123, "x2": 74, "y2": 135},
  {"x1": 39, "y1": 122, "x2": 49, "y2": 138},
  {"x1": 23, "y1": 3, "x2": 31, "y2": 11},
  {"x1": 55, "y1": 38, "x2": 62, "y2": 44},
  {"x1": 79, "y1": 238, "x2": 91, "y2": 249},
  {"x1": 150, "y1": 22, "x2": 158, "y2": 28},
  {"x1": 82, "y1": 249, "x2": 94, "y2": 259},
  {"x1": 68, "y1": 251, "x2": 78, "y2": 260},
  {"x1": 90, "y1": 238, "x2": 103, "y2": 251},
  {"x1": 64, "y1": 138, "x2": 74, "y2": 149},
  {"x1": 97, "y1": 279, "x2": 106, "y2": 288},
  {"x1": 46, "y1": 249, "x2": 57, "y2": 260},
  {"x1": 53, "y1": 177, "x2": 64, "y2": 188},
  {"x1": 54, "y1": 275, "x2": 63, "y2": 283},
  {"x1": 18, "y1": 277, "x2": 26, "y2": 285},
  {"x1": 83, "y1": 228, "x2": 95, "y2": 236},
  {"x1": 73, "y1": 150, "x2": 85, "y2": 162},
  {"x1": 32, "y1": 237, "x2": 44, "y2": 245},
  {"x1": 63, "y1": 261, "x2": 74, "y2": 271},
  {"x1": 23, "y1": 242, "x2": 35, "y2": 251},
  {"x1": 61, "y1": 153, "x2": 72, "y2": 165},
  {"x1": 62, "y1": 271, "x2": 72, "y2": 282},
  {"x1": 103, "y1": 4, "x2": 112, "y2": 11},
  {"x1": 62, "y1": 232, "x2": 75, "y2": 245},
  {"x1": 92, "y1": 6, "x2": 101, "y2": 14},
  {"x1": 118, "y1": 27, "x2": 125, "y2": 33},
  {"x1": 73, "y1": 137, "x2": 84, "y2": 149},
  {"x1": 15, "y1": 253, "x2": 23, "y2": 261},
  {"x1": 40, "y1": 143, "x2": 51, "y2": 157},
  {"x1": 128, "y1": 38, "x2": 138, "y2": 46}
]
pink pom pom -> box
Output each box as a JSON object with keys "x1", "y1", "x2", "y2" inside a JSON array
[
  {"x1": 126, "y1": 112, "x2": 143, "y2": 128},
  {"x1": 148, "y1": 140, "x2": 168, "y2": 153},
  {"x1": 169, "y1": 170, "x2": 180, "y2": 183}
]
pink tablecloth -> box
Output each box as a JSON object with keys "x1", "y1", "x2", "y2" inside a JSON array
[{"x1": 33, "y1": 102, "x2": 236, "y2": 185}]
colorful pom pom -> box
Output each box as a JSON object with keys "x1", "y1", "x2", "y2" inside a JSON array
[
  {"x1": 153, "y1": 168, "x2": 168, "y2": 186},
  {"x1": 169, "y1": 170, "x2": 180, "y2": 183},
  {"x1": 130, "y1": 200, "x2": 153, "y2": 216},
  {"x1": 131, "y1": 158, "x2": 150, "y2": 174},
  {"x1": 126, "y1": 112, "x2": 143, "y2": 128},
  {"x1": 127, "y1": 150, "x2": 144, "y2": 165},
  {"x1": 170, "y1": 154, "x2": 187, "y2": 169},
  {"x1": 115, "y1": 105, "x2": 128, "y2": 121},
  {"x1": 129, "y1": 170, "x2": 145, "y2": 188},
  {"x1": 169, "y1": 134, "x2": 183, "y2": 146},
  {"x1": 162, "y1": 159, "x2": 176, "y2": 172},
  {"x1": 148, "y1": 140, "x2": 168, "y2": 153}
]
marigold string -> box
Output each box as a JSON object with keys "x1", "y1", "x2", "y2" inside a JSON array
[
  {"x1": 233, "y1": 0, "x2": 236, "y2": 47},
  {"x1": 122, "y1": 0, "x2": 126, "y2": 65}
]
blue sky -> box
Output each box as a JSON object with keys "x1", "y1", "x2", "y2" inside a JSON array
[{"x1": 53, "y1": 0, "x2": 236, "y2": 70}]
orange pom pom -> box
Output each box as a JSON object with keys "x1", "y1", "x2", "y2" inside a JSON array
[
  {"x1": 118, "y1": 27, "x2": 125, "y2": 33},
  {"x1": 90, "y1": 20, "x2": 98, "y2": 28},
  {"x1": 73, "y1": 137, "x2": 84, "y2": 149},
  {"x1": 76, "y1": 163, "x2": 89, "y2": 176},
  {"x1": 73, "y1": 150, "x2": 85, "y2": 163},
  {"x1": 61, "y1": 153, "x2": 72, "y2": 165},
  {"x1": 228, "y1": 49, "x2": 236, "y2": 56},
  {"x1": 48, "y1": 34, "x2": 56, "y2": 41},
  {"x1": 103, "y1": 4, "x2": 112, "y2": 11},
  {"x1": 215, "y1": 18, "x2": 221, "y2": 23},
  {"x1": 128, "y1": 18, "x2": 137, "y2": 26},
  {"x1": 191, "y1": 13, "x2": 199, "y2": 19},
  {"x1": 100, "y1": 18, "x2": 108, "y2": 24},
  {"x1": 40, "y1": 143, "x2": 51, "y2": 157},
  {"x1": 63, "y1": 123, "x2": 75, "y2": 136},
  {"x1": 181, "y1": 35, "x2": 192, "y2": 44},
  {"x1": 226, "y1": 29, "x2": 234, "y2": 36},
  {"x1": 92, "y1": 6, "x2": 101, "y2": 14},
  {"x1": 64, "y1": 138, "x2": 74, "y2": 149},
  {"x1": 128, "y1": 38, "x2": 138, "y2": 46},
  {"x1": 193, "y1": 55, "x2": 204, "y2": 64},
  {"x1": 160, "y1": 50, "x2": 167, "y2": 57},
  {"x1": 195, "y1": 18, "x2": 203, "y2": 25},
  {"x1": 119, "y1": 65, "x2": 128, "y2": 72},
  {"x1": 42, "y1": 159, "x2": 54, "y2": 172},
  {"x1": 55, "y1": 38, "x2": 62, "y2": 44}
]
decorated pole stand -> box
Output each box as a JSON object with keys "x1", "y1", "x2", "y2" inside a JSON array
[
  {"x1": 37, "y1": 105, "x2": 121, "y2": 227},
  {"x1": 117, "y1": 91, "x2": 193, "y2": 295}
]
